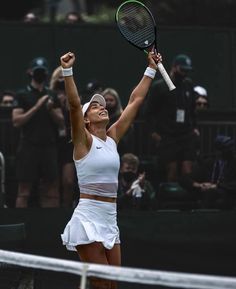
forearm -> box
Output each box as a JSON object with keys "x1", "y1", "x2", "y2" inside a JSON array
[
  {"x1": 129, "y1": 68, "x2": 155, "y2": 105},
  {"x1": 64, "y1": 75, "x2": 81, "y2": 109},
  {"x1": 12, "y1": 106, "x2": 38, "y2": 127},
  {"x1": 49, "y1": 108, "x2": 64, "y2": 126}
]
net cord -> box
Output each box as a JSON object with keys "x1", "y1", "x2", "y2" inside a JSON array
[{"x1": 0, "y1": 249, "x2": 236, "y2": 289}]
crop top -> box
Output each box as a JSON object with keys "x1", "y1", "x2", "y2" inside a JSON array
[{"x1": 74, "y1": 134, "x2": 120, "y2": 198}]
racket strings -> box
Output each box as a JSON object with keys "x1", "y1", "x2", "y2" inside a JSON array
[{"x1": 117, "y1": 4, "x2": 155, "y2": 49}]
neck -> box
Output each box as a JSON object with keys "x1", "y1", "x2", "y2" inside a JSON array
[{"x1": 89, "y1": 124, "x2": 107, "y2": 141}]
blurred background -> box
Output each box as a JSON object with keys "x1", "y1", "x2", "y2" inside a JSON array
[{"x1": 0, "y1": 2, "x2": 236, "y2": 286}]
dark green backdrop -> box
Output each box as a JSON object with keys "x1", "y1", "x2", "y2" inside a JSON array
[{"x1": 0, "y1": 23, "x2": 236, "y2": 108}]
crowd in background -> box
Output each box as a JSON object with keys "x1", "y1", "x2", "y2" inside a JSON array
[
  {"x1": 0, "y1": 46, "x2": 236, "y2": 211},
  {"x1": 1, "y1": 0, "x2": 236, "y2": 27},
  {"x1": 0, "y1": 2, "x2": 235, "y2": 210}
]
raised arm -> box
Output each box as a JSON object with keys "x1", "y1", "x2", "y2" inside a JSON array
[
  {"x1": 60, "y1": 52, "x2": 91, "y2": 158},
  {"x1": 107, "y1": 51, "x2": 162, "y2": 143}
]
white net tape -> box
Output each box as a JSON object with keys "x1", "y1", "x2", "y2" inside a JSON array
[{"x1": 0, "y1": 249, "x2": 236, "y2": 289}]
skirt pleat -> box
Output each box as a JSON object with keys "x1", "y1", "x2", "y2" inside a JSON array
[{"x1": 61, "y1": 199, "x2": 120, "y2": 251}]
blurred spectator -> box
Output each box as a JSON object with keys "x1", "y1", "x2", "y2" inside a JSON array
[
  {"x1": 23, "y1": 11, "x2": 40, "y2": 23},
  {"x1": 47, "y1": 0, "x2": 85, "y2": 22},
  {"x1": 82, "y1": 79, "x2": 103, "y2": 103},
  {"x1": 12, "y1": 56, "x2": 64, "y2": 208},
  {"x1": 50, "y1": 66, "x2": 77, "y2": 207},
  {"x1": 102, "y1": 88, "x2": 123, "y2": 128},
  {"x1": 193, "y1": 85, "x2": 209, "y2": 156},
  {"x1": 102, "y1": 87, "x2": 134, "y2": 155},
  {"x1": 180, "y1": 135, "x2": 236, "y2": 209},
  {"x1": 117, "y1": 153, "x2": 156, "y2": 210},
  {"x1": 0, "y1": 90, "x2": 16, "y2": 107},
  {"x1": 194, "y1": 85, "x2": 209, "y2": 111},
  {"x1": 145, "y1": 54, "x2": 197, "y2": 183},
  {"x1": 64, "y1": 11, "x2": 84, "y2": 24}
]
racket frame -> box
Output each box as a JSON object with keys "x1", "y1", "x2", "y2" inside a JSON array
[{"x1": 116, "y1": 0, "x2": 176, "y2": 91}]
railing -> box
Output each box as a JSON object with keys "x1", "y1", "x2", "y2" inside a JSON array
[
  {"x1": 198, "y1": 120, "x2": 236, "y2": 156},
  {"x1": 1, "y1": 108, "x2": 236, "y2": 200},
  {"x1": 1, "y1": 108, "x2": 236, "y2": 160}
]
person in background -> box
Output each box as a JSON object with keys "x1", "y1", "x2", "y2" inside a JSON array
[
  {"x1": 102, "y1": 87, "x2": 134, "y2": 155},
  {"x1": 118, "y1": 153, "x2": 156, "y2": 210},
  {"x1": 50, "y1": 66, "x2": 77, "y2": 207},
  {"x1": 23, "y1": 11, "x2": 40, "y2": 23},
  {"x1": 102, "y1": 88, "x2": 123, "y2": 128},
  {"x1": 64, "y1": 11, "x2": 84, "y2": 24},
  {"x1": 145, "y1": 54, "x2": 197, "y2": 183},
  {"x1": 193, "y1": 85, "x2": 209, "y2": 156},
  {"x1": 180, "y1": 135, "x2": 236, "y2": 209},
  {"x1": 12, "y1": 57, "x2": 64, "y2": 208},
  {"x1": 60, "y1": 50, "x2": 161, "y2": 289},
  {"x1": 194, "y1": 85, "x2": 209, "y2": 112},
  {"x1": 0, "y1": 90, "x2": 16, "y2": 107},
  {"x1": 82, "y1": 79, "x2": 104, "y2": 103}
]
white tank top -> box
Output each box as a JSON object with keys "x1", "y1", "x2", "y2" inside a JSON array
[{"x1": 74, "y1": 134, "x2": 120, "y2": 198}]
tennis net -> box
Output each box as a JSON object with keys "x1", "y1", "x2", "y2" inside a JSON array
[{"x1": 0, "y1": 249, "x2": 236, "y2": 289}]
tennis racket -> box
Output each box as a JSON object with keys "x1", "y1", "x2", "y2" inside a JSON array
[{"x1": 116, "y1": 0, "x2": 176, "y2": 91}]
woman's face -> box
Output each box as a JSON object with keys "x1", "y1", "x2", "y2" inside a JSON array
[
  {"x1": 85, "y1": 101, "x2": 109, "y2": 125},
  {"x1": 104, "y1": 94, "x2": 117, "y2": 112}
]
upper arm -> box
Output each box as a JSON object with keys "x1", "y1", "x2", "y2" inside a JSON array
[
  {"x1": 12, "y1": 108, "x2": 24, "y2": 127},
  {"x1": 107, "y1": 98, "x2": 141, "y2": 143},
  {"x1": 12, "y1": 107, "x2": 24, "y2": 119},
  {"x1": 69, "y1": 105, "x2": 87, "y2": 145}
]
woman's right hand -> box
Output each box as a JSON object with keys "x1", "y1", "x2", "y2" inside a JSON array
[
  {"x1": 148, "y1": 48, "x2": 162, "y2": 70},
  {"x1": 60, "y1": 52, "x2": 75, "y2": 68}
]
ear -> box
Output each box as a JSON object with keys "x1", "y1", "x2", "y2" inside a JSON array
[{"x1": 84, "y1": 117, "x2": 90, "y2": 125}]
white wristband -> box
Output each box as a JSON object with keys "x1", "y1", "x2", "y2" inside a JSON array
[
  {"x1": 144, "y1": 67, "x2": 156, "y2": 79},
  {"x1": 61, "y1": 67, "x2": 73, "y2": 77}
]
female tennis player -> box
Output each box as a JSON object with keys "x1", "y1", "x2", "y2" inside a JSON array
[{"x1": 60, "y1": 49, "x2": 161, "y2": 289}]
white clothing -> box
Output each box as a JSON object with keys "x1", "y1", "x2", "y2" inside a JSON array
[
  {"x1": 74, "y1": 135, "x2": 120, "y2": 198},
  {"x1": 62, "y1": 134, "x2": 120, "y2": 251},
  {"x1": 61, "y1": 199, "x2": 120, "y2": 250}
]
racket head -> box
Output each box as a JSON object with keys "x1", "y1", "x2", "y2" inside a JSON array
[{"x1": 115, "y1": 0, "x2": 157, "y2": 52}]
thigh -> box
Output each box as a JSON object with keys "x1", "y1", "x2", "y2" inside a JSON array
[
  {"x1": 76, "y1": 242, "x2": 109, "y2": 264},
  {"x1": 40, "y1": 146, "x2": 58, "y2": 181},
  {"x1": 105, "y1": 244, "x2": 121, "y2": 266},
  {"x1": 181, "y1": 160, "x2": 193, "y2": 175},
  {"x1": 158, "y1": 136, "x2": 178, "y2": 163},
  {"x1": 16, "y1": 143, "x2": 38, "y2": 182},
  {"x1": 76, "y1": 242, "x2": 114, "y2": 289},
  {"x1": 181, "y1": 134, "x2": 197, "y2": 162}
]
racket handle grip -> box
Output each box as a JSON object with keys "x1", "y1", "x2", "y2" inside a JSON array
[{"x1": 157, "y1": 62, "x2": 176, "y2": 91}]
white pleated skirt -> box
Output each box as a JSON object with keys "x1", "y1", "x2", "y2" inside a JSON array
[{"x1": 61, "y1": 198, "x2": 120, "y2": 251}]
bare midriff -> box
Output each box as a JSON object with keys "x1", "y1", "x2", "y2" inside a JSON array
[{"x1": 80, "y1": 193, "x2": 116, "y2": 203}]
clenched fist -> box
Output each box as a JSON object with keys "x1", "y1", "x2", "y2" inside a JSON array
[{"x1": 60, "y1": 52, "x2": 75, "y2": 68}]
